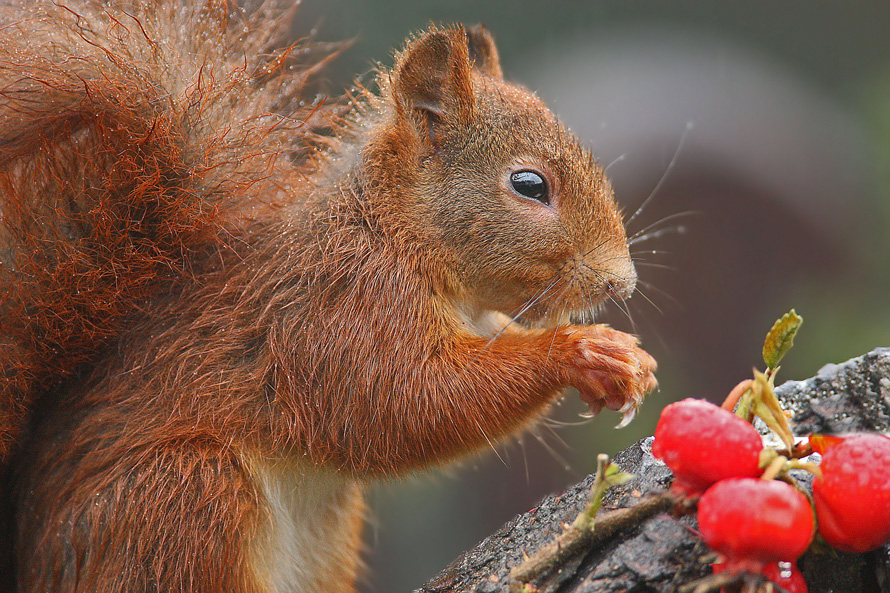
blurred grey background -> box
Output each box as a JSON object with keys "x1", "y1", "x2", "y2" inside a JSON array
[{"x1": 289, "y1": 1, "x2": 890, "y2": 591}]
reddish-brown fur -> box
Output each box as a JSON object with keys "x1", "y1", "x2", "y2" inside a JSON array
[{"x1": 0, "y1": 1, "x2": 656, "y2": 592}]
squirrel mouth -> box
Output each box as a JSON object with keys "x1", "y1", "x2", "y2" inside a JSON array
[
  {"x1": 510, "y1": 266, "x2": 626, "y2": 329},
  {"x1": 494, "y1": 271, "x2": 619, "y2": 330},
  {"x1": 514, "y1": 301, "x2": 606, "y2": 329}
]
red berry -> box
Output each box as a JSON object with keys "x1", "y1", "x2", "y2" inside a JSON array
[
  {"x1": 698, "y1": 478, "x2": 814, "y2": 572},
  {"x1": 652, "y1": 398, "x2": 764, "y2": 495},
  {"x1": 812, "y1": 433, "x2": 890, "y2": 553},
  {"x1": 762, "y1": 561, "x2": 808, "y2": 593},
  {"x1": 712, "y1": 560, "x2": 808, "y2": 593}
]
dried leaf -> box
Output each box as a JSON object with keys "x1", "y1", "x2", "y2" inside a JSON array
[{"x1": 752, "y1": 370, "x2": 794, "y2": 451}]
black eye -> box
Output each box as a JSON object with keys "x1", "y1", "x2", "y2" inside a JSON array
[{"x1": 510, "y1": 170, "x2": 549, "y2": 204}]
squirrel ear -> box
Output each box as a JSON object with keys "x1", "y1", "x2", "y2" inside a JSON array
[
  {"x1": 465, "y1": 24, "x2": 502, "y2": 79},
  {"x1": 391, "y1": 26, "x2": 475, "y2": 125}
]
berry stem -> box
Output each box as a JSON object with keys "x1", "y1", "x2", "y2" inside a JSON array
[
  {"x1": 722, "y1": 379, "x2": 754, "y2": 411},
  {"x1": 759, "y1": 454, "x2": 788, "y2": 481}
]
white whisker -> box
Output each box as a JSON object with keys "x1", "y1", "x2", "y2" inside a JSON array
[
  {"x1": 484, "y1": 274, "x2": 566, "y2": 349},
  {"x1": 604, "y1": 152, "x2": 627, "y2": 175},
  {"x1": 629, "y1": 211, "x2": 697, "y2": 245},
  {"x1": 625, "y1": 120, "x2": 694, "y2": 231},
  {"x1": 633, "y1": 261, "x2": 677, "y2": 272},
  {"x1": 634, "y1": 281, "x2": 675, "y2": 312}
]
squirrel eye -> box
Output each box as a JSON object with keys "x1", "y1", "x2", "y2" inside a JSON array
[{"x1": 509, "y1": 170, "x2": 549, "y2": 204}]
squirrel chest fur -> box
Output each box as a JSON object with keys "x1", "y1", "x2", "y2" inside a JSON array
[{"x1": 0, "y1": 1, "x2": 656, "y2": 592}]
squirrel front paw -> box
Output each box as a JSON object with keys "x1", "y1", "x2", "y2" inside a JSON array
[{"x1": 561, "y1": 325, "x2": 657, "y2": 426}]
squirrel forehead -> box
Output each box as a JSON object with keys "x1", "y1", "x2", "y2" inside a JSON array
[
  {"x1": 474, "y1": 77, "x2": 557, "y2": 127},
  {"x1": 469, "y1": 78, "x2": 600, "y2": 177}
]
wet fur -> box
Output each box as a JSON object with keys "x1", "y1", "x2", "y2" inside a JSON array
[{"x1": 0, "y1": 1, "x2": 655, "y2": 591}]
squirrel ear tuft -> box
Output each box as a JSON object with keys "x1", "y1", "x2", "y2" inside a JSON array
[
  {"x1": 391, "y1": 26, "x2": 475, "y2": 125},
  {"x1": 465, "y1": 25, "x2": 502, "y2": 79}
]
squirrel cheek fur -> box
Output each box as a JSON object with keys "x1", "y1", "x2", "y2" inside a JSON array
[{"x1": 0, "y1": 3, "x2": 657, "y2": 593}]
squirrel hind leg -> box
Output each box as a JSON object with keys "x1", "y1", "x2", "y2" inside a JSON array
[
  {"x1": 10, "y1": 422, "x2": 366, "y2": 593},
  {"x1": 11, "y1": 424, "x2": 267, "y2": 592}
]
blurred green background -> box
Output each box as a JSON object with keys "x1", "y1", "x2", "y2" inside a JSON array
[{"x1": 290, "y1": 1, "x2": 890, "y2": 591}]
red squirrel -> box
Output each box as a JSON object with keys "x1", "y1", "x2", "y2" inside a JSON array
[{"x1": 0, "y1": 1, "x2": 657, "y2": 591}]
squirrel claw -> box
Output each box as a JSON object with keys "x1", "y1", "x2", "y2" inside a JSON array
[
  {"x1": 617, "y1": 399, "x2": 636, "y2": 414},
  {"x1": 616, "y1": 407, "x2": 637, "y2": 428},
  {"x1": 567, "y1": 325, "x2": 657, "y2": 426},
  {"x1": 580, "y1": 397, "x2": 605, "y2": 419}
]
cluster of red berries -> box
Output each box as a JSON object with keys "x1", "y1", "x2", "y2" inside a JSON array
[{"x1": 652, "y1": 397, "x2": 890, "y2": 592}]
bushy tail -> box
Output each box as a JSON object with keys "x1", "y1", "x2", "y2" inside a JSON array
[{"x1": 0, "y1": 0, "x2": 339, "y2": 460}]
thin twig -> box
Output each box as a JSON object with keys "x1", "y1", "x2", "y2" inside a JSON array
[{"x1": 510, "y1": 481, "x2": 679, "y2": 587}]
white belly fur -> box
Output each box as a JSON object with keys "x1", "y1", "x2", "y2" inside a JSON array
[{"x1": 246, "y1": 457, "x2": 365, "y2": 593}]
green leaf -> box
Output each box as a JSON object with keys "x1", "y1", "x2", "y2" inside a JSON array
[
  {"x1": 762, "y1": 309, "x2": 803, "y2": 369},
  {"x1": 582, "y1": 455, "x2": 634, "y2": 522},
  {"x1": 604, "y1": 466, "x2": 635, "y2": 488}
]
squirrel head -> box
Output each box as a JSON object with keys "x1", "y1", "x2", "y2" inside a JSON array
[{"x1": 364, "y1": 25, "x2": 635, "y2": 325}]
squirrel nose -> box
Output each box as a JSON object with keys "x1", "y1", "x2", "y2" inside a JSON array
[{"x1": 604, "y1": 261, "x2": 637, "y2": 300}]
